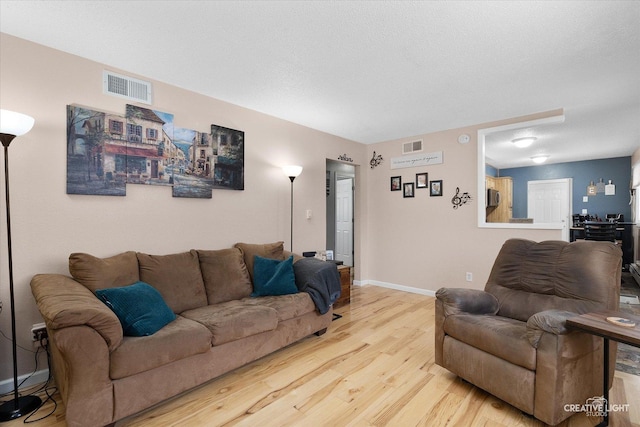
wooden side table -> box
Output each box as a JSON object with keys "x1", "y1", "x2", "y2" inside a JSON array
[
  {"x1": 566, "y1": 310, "x2": 640, "y2": 426},
  {"x1": 334, "y1": 265, "x2": 351, "y2": 307}
]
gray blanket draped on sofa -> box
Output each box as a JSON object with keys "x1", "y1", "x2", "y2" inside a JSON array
[{"x1": 293, "y1": 258, "x2": 341, "y2": 314}]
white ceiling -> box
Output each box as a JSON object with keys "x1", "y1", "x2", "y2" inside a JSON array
[{"x1": 1, "y1": 1, "x2": 638, "y2": 168}]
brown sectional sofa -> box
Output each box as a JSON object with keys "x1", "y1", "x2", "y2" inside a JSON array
[{"x1": 30, "y1": 242, "x2": 333, "y2": 427}]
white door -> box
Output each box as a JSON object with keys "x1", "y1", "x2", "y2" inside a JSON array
[
  {"x1": 527, "y1": 178, "x2": 572, "y2": 241},
  {"x1": 335, "y1": 177, "x2": 353, "y2": 266}
]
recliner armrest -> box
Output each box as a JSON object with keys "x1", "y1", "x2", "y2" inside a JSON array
[
  {"x1": 526, "y1": 309, "x2": 578, "y2": 348},
  {"x1": 435, "y1": 288, "x2": 499, "y2": 317}
]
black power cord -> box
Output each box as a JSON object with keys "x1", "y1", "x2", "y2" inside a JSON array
[
  {"x1": 0, "y1": 330, "x2": 58, "y2": 423},
  {"x1": 23, "y1": 335, "x2": 58, "y2": 423}
]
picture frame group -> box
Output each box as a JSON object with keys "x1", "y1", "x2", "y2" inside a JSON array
[{"x1": 391, "y1": 173, "x2": 443, "y2": 198}]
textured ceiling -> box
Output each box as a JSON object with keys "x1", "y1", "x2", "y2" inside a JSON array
[{"x1": 1, "y1": 1, "x2": 638, "y2": 168}]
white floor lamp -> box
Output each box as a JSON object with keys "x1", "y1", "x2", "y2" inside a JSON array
[
  {"x1": 0, "y1": 109, "x2": 42, "y2": 421},
  {"x1": 282, "y1": 165, "x2": 303, "y2": 252}
]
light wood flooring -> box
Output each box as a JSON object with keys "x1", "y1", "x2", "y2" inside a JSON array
[{"x1": 5, "y1": 285, "x2": 639, "y2": 427}]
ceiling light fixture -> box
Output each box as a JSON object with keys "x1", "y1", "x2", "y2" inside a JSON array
[
  {"x1": 531, "y1": 155, "x2": 549, "y2": 164},
  {"x1": 511, "y1": 137, "x2": 537, "y2": 148}
]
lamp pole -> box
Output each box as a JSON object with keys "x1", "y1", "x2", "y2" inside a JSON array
[
  {"x1": 289, "y1": 175, "x2": 295, "y2": 252},
  {"x1": 282, "y1": 165, "x2": 303, "y2": 253}
]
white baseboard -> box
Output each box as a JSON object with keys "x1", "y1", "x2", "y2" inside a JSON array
[
  {"x1": 0, "y1": 369, "x2": 49, "y2": 395},
  {"x1": 354, "y1": 279, "x2": 436, "y2": 297}
]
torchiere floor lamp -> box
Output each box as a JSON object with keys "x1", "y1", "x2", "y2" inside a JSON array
[
  {"x1": 0, "y1": 109, "x2": 42, "y2": 421},
  {"x1": 282, "y1": 165, "x2": 303, "y2": 252}
]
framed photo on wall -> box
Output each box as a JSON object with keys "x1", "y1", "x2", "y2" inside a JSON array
[
  {"x1": 430, "y1": 180, "x2": 443, "y2": 196},
  {"x1": 403, "y1": 182, "x2": 415, "y2": 198},
  {"x1": 391, "y1": 176, "x2": 402, "y2": 191},
  {"x1": 416, "y1": 172, "x2": 428, "y2": 189}
]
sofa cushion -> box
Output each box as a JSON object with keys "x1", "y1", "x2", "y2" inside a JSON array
[
  {"x1": 181, "y1": 301, "x2": 278, "y2": 346},
  {"x1": 69, "y1": 251, "x2": 139, "y2": 293},
  {"x1": 197, "y1": 248, "x2": 252, "y2": 304},
  {"x1": 239, "y1": 293, "x2": 315, "y2": 322},
  {"x1": 234, "y1": 241, "x2": 284, "y2": 283},
  {"x1": 251, "y1": 255, "x2": 298, "y2": 297},
  {"x1": 96, "y1": 281, "x2": 176, "y2": 336},
  {"x1": 109, "y1": 315, "x2": 212, "y2": 379},
  {"x1": 137, "y1": 250, "x2": 208, "y2": 314},
  {"x1": 443, "y1": 314, "x2": 537, "y2": 370}
]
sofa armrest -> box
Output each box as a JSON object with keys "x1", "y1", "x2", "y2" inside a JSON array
[
  {"x1": 31, "y1": 274, "x2": 123, "y2": 351},
  {"x1": 526, "y1": 309, "x2": 578, "y2": 348},
  {"x1": 435, "y1": 288, "x2": 499, "y2": 317}
]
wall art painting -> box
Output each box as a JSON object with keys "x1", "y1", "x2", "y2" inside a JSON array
[
  {"x1": 67, "y1": 104, "x2": 127, "y2": 196},
  {"x1": 211, "y1": 124, "x2": 244, "y2": 190},
  {"x1": 171, "y1": 127, "x2": 213, "y2": 199},
  {"x1": 66, "y1": 104, "x2": 245, "y2": 198},
  {"x1": 125, "y1": 104, "x2": 175, "y2": 187}
]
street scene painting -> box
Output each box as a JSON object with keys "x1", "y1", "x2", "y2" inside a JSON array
[
  {"x1": 66, "y1": 104, "x2": 245, "y2": 198},
  {"x1": 171, "y1": 127, "x2": 213, "y2": 199},
  {"x1": 67, "y1": 104, "x2": 127, "y2": 196},
  {"x1": 211, "y1": 124, "x2": 244, "y2": 190},
  {"x1": 125, "y1": 105, "x2": 175, "y2": 187}
]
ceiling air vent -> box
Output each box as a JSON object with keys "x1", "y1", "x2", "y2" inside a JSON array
[
  {"x1": 402, "y1": 139, "x2": 422, "y2": 154},
  {"x1": 103, "y1": 70, "x2": 152, "y2": 105}
]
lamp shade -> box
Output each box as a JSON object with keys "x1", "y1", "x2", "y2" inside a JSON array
[
  {"x1": 282, "y1": 165, "x2": 303, "y2": 178},
  {"x1": 0, "y1": 109, "x2": 35, "y2": 136}
]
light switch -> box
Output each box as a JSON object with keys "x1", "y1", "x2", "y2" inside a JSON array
[
  {"x1": 582, "y1": 209, "x2": 588, "y2": 214},
  {"x1": 306, "y1": 209, "x2": 312, "y2": 219},
  {"x1": 583, "y1": 196, "x2": 589, "y2": 202}
]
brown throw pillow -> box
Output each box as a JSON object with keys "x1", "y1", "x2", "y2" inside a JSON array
[
  {"x1": 69, "y1": 251, "x2": 139, "y2": 293},
  {"x1": 234, "y1": 241, "x2": 285, "y2": 283},
  {"x1": 137, "y1": 250, "x2": 207, "y2": 314},
  {"x1": 197, "y1": 248, "x2": 253, "y2": 304}
]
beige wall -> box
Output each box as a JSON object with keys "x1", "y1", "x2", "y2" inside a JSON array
[
  {"x1": 363, "y1": 119, "x2": 562, "y2": 293},
  {"x1": 0, "y1": 34, "x2": 366, "y2": 383}
]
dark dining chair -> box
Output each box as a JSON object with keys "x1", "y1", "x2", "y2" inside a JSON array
[{"x1": 583, "y1": 221, "x2": 618, "y2": 242}]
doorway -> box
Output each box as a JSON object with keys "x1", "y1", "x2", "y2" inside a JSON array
[
  {"x1": 527, "y1": 178, "x2": 572, "y2": 241},
  {"x1": 326, "y1": 160, "x2": 355, "y2": 266}
]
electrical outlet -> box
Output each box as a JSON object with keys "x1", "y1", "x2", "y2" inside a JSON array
[
  {"x1": 31, "y1": 323, "x2": 47, "y2": 342},
  {"x1": 466, "y1": 272, "x2": 473, "y2": 282}
]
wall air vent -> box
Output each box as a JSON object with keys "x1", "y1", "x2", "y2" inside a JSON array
[
  {"x1": 103, "y1": 70, "x2": 152, "y2": 105},
  {"x1": 402, "y1": 139, "x2": 422, "y2": 154}
]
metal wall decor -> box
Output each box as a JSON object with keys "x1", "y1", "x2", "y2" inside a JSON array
[
  {"x1": 338, "y1": 153, "x2": 353, "y2": 162},
  {"x1": 370, "y1": 151, "x2": 383, "y2": 168},
  {"x1": 451, "y1": 187, "x2": 472, "y2": 209}
]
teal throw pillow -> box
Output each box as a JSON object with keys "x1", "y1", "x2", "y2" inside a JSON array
[
  {"x1": 251, "y1": 255, "x2": 298, "y2": 297},
  {"x1": 96, "y1": 281, "x2": 176, "y2": 336}
]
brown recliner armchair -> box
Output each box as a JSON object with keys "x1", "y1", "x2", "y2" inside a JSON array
[{"x1": 435, "y1": 238, "x2": 622, "y2": 426}]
